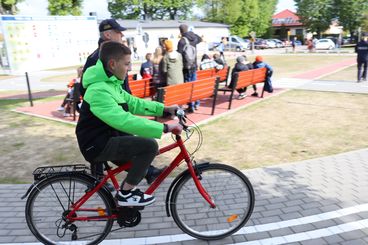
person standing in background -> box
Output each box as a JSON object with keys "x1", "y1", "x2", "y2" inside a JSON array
[
  {"x1": 152, "y1": 46, "x2": 166, "y2": 88},
  {"x1": 177, "y1": 24, "x2": 202, "y2": 113},
  {"x1": 163, "y1": 40, "x2": 184, "y2": 86},
  {"x1": 355, "y1": 33, "x2": 368, "y2": 82},
  {"x1": 140, "y1": 53, "x2": 153, "y2": 79}
]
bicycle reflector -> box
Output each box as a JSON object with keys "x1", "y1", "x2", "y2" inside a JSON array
[
  {"x1": 227, "y1": 214, "x2": 238, "y2": 223},
  {"x1": 97, "y1": 207, "x2": 106, "y2": 216}
]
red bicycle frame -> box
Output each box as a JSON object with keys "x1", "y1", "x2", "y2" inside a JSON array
[{"x1": 67, "y1": 135, "x2": 215, "y2": 222}]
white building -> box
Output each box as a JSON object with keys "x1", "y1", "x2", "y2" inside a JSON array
[{"x1": 115, "y1": 20, "x2": 230, "y2": 60}]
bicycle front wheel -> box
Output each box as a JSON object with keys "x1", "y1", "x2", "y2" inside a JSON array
[
  {"x1": 170, "y1": 163, "x2": 254, "y2": 240},
  {"x1": 25, "y1": 174, "x2": 114, "y2": 245}
]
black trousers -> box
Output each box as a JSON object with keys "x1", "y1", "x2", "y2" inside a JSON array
[
  {"x1": 357, "y1": 59, "x2": 368, "y2": 81},
  {"x1": 93, "y1": 136, "x2": 158, "y2": 186}
]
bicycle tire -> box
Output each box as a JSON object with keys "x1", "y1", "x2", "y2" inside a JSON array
[
  {"x1": 25, "y1": 173, "x2": 114, "y2": 245},
  {"x1": 170, "y1": 163, "x2": 254, "y2": 240}
]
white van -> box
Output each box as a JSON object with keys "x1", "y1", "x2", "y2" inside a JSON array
[{"x1": 226, "y1": 36, "x2": 249, "y2": 51}]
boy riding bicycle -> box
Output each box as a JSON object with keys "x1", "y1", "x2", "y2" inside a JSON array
[{"x1": 76, "y1": 41, "x2": 183, "y2": 207}]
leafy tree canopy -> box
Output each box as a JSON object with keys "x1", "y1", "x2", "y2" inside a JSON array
[
  {"x1": 0, "y1": 0, "x2": 23, "y2": 14},
  {"x1": 48, "y1": 0, "x2": 83, "y2": 16},
  {"x1": 108, "y1": 0, "x2": 193, "y2": 20}
]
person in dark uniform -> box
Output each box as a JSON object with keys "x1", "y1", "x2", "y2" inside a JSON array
[
  {"x1": 81, "y1": 19, "x2": 163, "y2": 184},
  {"x1": 355, "y1": 33, "x2": 368, "y2": 82}
]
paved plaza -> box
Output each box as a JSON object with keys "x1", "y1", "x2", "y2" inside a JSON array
[{"x1": 0, "y1": 148, "x2": 368, "y2": 244}]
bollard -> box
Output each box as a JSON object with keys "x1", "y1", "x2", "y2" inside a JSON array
[{"x1": 25, "y1": 72, "x2": 33, "y2": 107}]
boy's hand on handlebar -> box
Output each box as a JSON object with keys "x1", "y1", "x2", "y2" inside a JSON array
[{"x1": 164, "y1": 123, "x2": 183, "y2": 135}]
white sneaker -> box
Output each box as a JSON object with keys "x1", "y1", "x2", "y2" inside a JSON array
[
  {"x1": 238, "y1": 93, "x2": 247, "y2": 99},
  {"x1": 117, "y1": 188, "x2": 155, "y2": 207},
  {"x1": 63, "y1": 113, "x2": 71, "y2": 117},
  {"x1": 57, "y1": 106, "x2": 64, "y2": 111}
]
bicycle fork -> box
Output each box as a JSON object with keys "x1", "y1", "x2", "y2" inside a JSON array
[{"x1": 187, "y1": 161, "x2": 216, "y2": 208}]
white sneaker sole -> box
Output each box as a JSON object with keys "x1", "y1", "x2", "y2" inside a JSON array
[{"x1": 118, "y1": 198, "x2": 155, "y2": 207}]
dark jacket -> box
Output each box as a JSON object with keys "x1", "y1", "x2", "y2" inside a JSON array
[
  {"x1": 232, "y1": 62, "x2": 253, "y2": 74},
  {"x1": 140, "y1": 60, "x2": 153, "y2": 78},
  {"x1": 177, "y1": 31, "x2": 202, "y2": 70},
  {"x1": 76, "y1": 60, "x2": 164, "y2": 161},
  {"x1": 229, "y1": 62, "x2": 253, "y2": 89},
  {"x1": 80, "y1": 38, "x2": 131, "y2": 96},
  {"x1": 355, "y1": 40, "x2": 368, "y2": 62}
]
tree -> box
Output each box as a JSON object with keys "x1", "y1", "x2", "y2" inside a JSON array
[
  {"x1": 295, "y1": 0, "x2": 334, "y2": 37},
  {"x1": 0, "y1": 0, "x2": 23, "y2": 14},
  {"x1": 256, "y1": 0, "x2": 277, "y2": 37},
  {"x1": 108, "y1": 0, "x2": 193, "y2": 20},
  {"x1": 362, "y1": 11, "x2": 368, "y2": 33},
  {"x1": 48, "y1": 0, "x2": 83, "y2": 16},
  {"x1": 198, "y1": 0, "x2": 277, "y2": 37},
  {"x1": 231, "y1": 0, "x2": 258, "y2": 37},
  {"x1": 333, "y1": 0, "x2": 368, "y2": 38}
]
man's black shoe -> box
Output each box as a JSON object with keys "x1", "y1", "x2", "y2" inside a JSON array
[{"x1": 145, "y1": 166, "x2": 165, "y2": 185}]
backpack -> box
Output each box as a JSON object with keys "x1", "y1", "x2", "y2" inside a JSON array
[{"x1": 182, "y1": 37, "x2": 196, "y2": 70}]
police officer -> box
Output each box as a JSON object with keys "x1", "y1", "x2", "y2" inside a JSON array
[{"x1": 355, "y1": 33, "x2": 368, "y2": 82}]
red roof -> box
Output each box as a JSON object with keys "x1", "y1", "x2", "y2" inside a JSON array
[{"x1": 272, "y1": 9, "x2": 303, "y2": 27}]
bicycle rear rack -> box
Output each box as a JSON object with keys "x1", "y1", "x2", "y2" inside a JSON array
[{"x1": 32, "y1": 164, "x2": 89, "y2": 181}]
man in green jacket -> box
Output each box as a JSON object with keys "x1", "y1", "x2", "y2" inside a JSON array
[{"x1": 76, "y1": 41, "x2": 182, "y2": 206}]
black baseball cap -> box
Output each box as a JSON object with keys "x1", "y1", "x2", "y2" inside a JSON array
[{"x1": 99, "y1": 19, "x2": 127, "y2": 32}]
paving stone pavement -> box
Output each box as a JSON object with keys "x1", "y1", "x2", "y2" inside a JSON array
[{"x1": 0, "y1": 148, "x2": 368, "y2": 244}]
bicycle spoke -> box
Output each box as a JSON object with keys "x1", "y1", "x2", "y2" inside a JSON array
[
  {"x1": 25, "y1": 174, "x2": 113, "y2": 245},
  {"x1": 171, "y1": 164, "x2": 254, "y2": 240}
]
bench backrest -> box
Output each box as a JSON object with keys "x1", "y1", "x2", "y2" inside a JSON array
[
  {"x1": 196, "y1": 69, "x2": 215, "y2": 80},
  {"x1": 215, "y1": 66, "x2": 230, "y2": 83},
  {"x1": 129, "y1": 78, "x2": 155, "y2": 98},
  {"x1": 128, "y1": 74, "x2": 137, "y2": 81},
  {"x1": 251, "y1": 67, "x2": 267, "y2": 85},
  {"x1": 156, "y1": 77, "x2": 218, "y2": 106},
  {"x1": 235, "y1": 67, "x2": 267, "y2": 89}
]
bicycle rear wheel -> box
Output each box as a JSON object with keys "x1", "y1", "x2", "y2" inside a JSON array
[
  {"x1": 25, "y1": 174, "x2": 114, "y2": 245},
  {"x1": 170, "y1": 163, "x2": 254, "y2": 240}
]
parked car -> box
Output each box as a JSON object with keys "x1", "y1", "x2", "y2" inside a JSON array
[
  {"x1": 208, "y1": 41, "x2": 220, "y2": 51},
  {"x1": 315, "y1": 39, "x2": 335, "y2": 50},
  {"x1": 254, "y1": 38, "x2": 268, "y2": 49},
  {"x1": 272, "y1": 39, "x2": 285, "y2": 48},
  {"x1": 265, "y1": 39, "x2": 277, "y2": 48}
]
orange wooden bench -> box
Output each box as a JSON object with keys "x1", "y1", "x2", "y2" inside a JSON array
[
  {"x1": 215, "y1": 66, "x2": 230, "y2": 84},
  {"x1": 156, "y1": 77, "x2": 220, "y2": 115},
  {"x1": 196, "y1": 69, "x2": 215, "y2": 80},
  {"x1": 129, "y1": 78, "x2": 155, "y2": 98},
  {"x1": 196, "y1": 65, "x2": 230, "y2": 84},
  {"x1": 218, "y1": 67, "x2": 267, "y2": 109},
  {"x1": 128, "y1": 74, "x2": 137, "y2": 81}
]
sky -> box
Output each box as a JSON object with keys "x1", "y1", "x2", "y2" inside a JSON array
[
  {"x1": 17, "y1": 0, "x2": 296, "y2": 18},
  {"x1": 276, "y1": 0, "x2": 296, "y2": 13}
]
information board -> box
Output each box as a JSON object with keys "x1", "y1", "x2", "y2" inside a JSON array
[{"x1": 0, "y1": 15, "x2": 98, "y2": 74}]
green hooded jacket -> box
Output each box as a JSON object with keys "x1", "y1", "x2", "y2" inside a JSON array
[{"x1": 76, "y1": 60, "x2": 164, "y2": 161}]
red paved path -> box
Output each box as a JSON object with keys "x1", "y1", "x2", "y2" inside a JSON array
[{"x1": 292, "y1": 58, "x2": 356, "y2": 79}]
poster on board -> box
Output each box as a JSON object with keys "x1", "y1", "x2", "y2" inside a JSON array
[{"x1": 0, "y1": 15, "x2": 98, "y2": 74}]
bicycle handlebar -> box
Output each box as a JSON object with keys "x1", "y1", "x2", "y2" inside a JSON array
[{"x1": 176, "y1": 108, "x2": 188, "y2": 130}]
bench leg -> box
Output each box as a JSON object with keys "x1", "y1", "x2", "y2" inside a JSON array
[{"x1": 228, "y1": 89, "x2": 235, "y2": 110}]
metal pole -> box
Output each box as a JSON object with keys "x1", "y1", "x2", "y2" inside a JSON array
[{"x1": 25, "y1": 72, "x2": 33, "y2": 107}]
